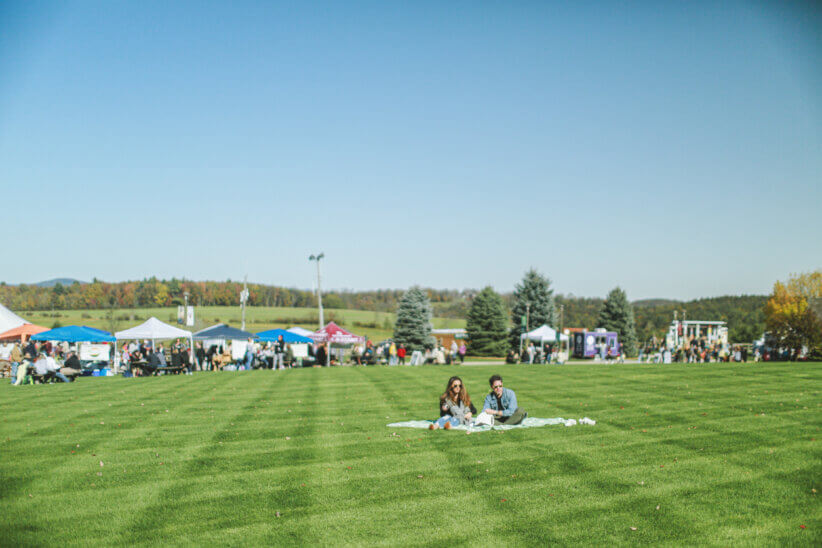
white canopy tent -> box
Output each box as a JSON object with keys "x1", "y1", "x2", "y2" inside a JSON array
[
  {"x1": 521, "y1": 325, "x2": 569, "y2": 344},
  {"x1": 0, "y1": 302, "x2": 27, "y2": 334},
  {"x1": 115, "y1": 317, "x2": 194, "y2": 372},
  {"x1": 521, "y1": 324, "x2": 570, "y2": 363},
  {"x1": 287, "y1": 326, "x2": 315, "y2": 338}
]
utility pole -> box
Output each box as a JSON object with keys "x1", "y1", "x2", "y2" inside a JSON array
[
  {"x1": 560, "y1": 304, "x2": 564, "y2": 333},
  {"x1": 240, "y1": 276, "x2": 249, "y2": 331},
  {"x1": 309, "y1": 253, "x2": 325, "y2": 329}
]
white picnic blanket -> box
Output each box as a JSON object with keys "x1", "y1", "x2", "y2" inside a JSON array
[{"x1": 387, "y1": 417, "x2": 596, "y2": 433}]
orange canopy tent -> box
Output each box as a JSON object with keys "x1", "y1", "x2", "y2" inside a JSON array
[{"x1": 0, "y1": 323, "x2": 50, "y2": 342}]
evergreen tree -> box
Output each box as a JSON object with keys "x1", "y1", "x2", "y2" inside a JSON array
[
  {"x1": 466, "y1": 286, "x2": 509, "y2": 356},
  {"x1": 509, "y1": 268, "x2": 556, "y2": 349},
  {"x1": 393, "y1": 286, "x2": 435, "y2": 351},
  {"x1": 597, "y1": 287, "x2": 638, "y2": 355}
]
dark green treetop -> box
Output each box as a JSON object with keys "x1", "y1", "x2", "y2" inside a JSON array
[
  {"x1": 467, "y1": 286, "x2": 509, "y2": 357},
  {"x1": 393, "y1": 286, "x2": 435, "y2": 351},
  {"x1": 597, "y1": 287, "x2": 638, "y2": 355}
]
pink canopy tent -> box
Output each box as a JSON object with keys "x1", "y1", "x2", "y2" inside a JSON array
[
  {"x1": 312, "y1": 322, "x2": 365, "y2": 365},
  {"x1": 312, "y1": 322, "x2": 365, "y2": 345}
]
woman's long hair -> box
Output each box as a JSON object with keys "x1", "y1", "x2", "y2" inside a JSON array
[{"x1": 441, "y1": 376, "x2": 471, "y2": 407}]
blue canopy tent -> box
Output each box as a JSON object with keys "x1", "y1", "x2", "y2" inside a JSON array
[
  {"x1": 31, "y1": 325, "x2": 116, "y2": 343},
  {"x1": 192, "y1": 324, "x2": 258, "y2": 341},
  {"x1": 256, "y1": 328, "x2": 313, "y2": 344}
]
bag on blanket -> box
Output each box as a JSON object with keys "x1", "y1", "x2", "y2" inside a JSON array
[{"x1": 473, "y1": 411, "x2": 494, "y2": 427}]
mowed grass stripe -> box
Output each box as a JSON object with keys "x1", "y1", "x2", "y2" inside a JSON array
[{"x1": 0, "y1": 362, "x2": 819, "y2": 545}]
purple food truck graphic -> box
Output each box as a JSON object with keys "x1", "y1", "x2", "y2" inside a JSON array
[{"x1": 573, "y1": 330, "x2": 619, "y2": 359}]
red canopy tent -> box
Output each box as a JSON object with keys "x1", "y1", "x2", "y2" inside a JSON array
[
  {"x1": 312, "y1": 322, "x2": 365, "y2": 344},
  {"x1": 0, "y1": 323, "x2": 50, "y2": 342},
  {"x1": 312, "y1": 322, "x2": 365, "y2": 365}
]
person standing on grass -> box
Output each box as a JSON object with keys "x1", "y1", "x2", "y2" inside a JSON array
[
  {"x1": 430, "y1": 376, "x2": 476, "y2": 430},
  {"x1": 195, "y1": 341, "x2": 206, "y2": 371},
  {"x1": 482, "y1": 374, "x2": 527, "y2": 425},
  {"x1": 397, "y1": 344, "x2": 406, "y2": 365},
  {"x1": 388, "y1": 341, "x2": 398, "y2": 365},
  {"x1": 273, "y1": 335, "x2": 286, "y2": 369},
  {"x1": 458, "y1": 342, "x2": 466, "y2": 364}
]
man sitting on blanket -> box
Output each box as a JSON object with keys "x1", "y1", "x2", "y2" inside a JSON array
[{"x1": 482, "y1": 374, "x2": 527, "y2": 425}]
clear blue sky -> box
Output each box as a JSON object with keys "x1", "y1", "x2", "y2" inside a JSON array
[{"x1": 1, "y1": 1, "x2": 820, "y2": 300}]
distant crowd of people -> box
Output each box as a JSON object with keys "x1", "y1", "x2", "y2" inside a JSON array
[
  {"x1": 351, "y1": 340, "x2": 466, "y2": 366},
  {"x1": 507, "y1": 342, "x2": 568, "y2": 364},
  {"x1": 638, "y1": 336, "x2": 749, "y2": 364},
  {"x1": 120, "y1": 336, "x2": 315, "y2": 374}
]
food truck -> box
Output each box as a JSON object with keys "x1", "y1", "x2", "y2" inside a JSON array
[{"x1": 572, "y1": 329, "x2": 619, "y2": 359}]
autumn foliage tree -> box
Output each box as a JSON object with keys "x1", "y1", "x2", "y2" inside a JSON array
[{"x1": 764, "y1": 271, "x2": 822, "y2": 358}]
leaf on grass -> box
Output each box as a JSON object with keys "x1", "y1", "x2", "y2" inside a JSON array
[
  {"x1": 276, "y1": 511, "x2": 281, "y2": 518},
  {"x1": 800, "y1": 525, "x2": 805, "y2": 529},
  {"x1": 655, "y1": 505, "x2": 660, "y2": 510},
  {"x1": 285, "y1": 436, "x2": 291, "y2": 441},
  {"x1": 630, "y1": 527, "x2": 637, "y2": 531},
  {"x1": 417, "y1": 475, "x2": 423, "y2": 479},
  {"x1": 99, "y1": 461, "x2": 104, "y2": 467},
  {"x1": 500, "y1": 499, "x2": 507, "y2": 502}
]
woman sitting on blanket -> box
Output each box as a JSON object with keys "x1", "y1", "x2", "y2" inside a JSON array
[{"x1": 430, "y1": 376, "x2": 477, "y2": 430}]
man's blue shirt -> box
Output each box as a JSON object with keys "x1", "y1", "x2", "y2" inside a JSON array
[{"x1": 483, "y1": 387, "x2": 518, "y2": 417}]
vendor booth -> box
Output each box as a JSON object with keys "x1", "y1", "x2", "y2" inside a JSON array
[
  {"x1": 312, "y1": 322, "x2": 365, "y2": 366},
  {"x1": 0, "y1": 323, "x2": 49, "y2": 342},
  {"x1": 521, "y1": 325, "x2": 570, "y2": 363},
  {"x1": 115, "y1": 317, "x2": 194, "y2": 373},
  {"x1": 194, "y1": 324, "x2": 258, "y2": 363},
  {"x1": 257, "y1": 328, "x2": 315, "y2": 367},
  {"x1": 31, "y1": 326, "x2": 117, "y2": 373}
]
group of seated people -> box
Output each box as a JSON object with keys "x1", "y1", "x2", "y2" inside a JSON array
[
  {"x1": 429, "y1": 374, "x2": 527, "y2": 430},
  {"x1": 4, "y1": 340, "x2": 84, "y2": 384},
  {"x1": 122, "y1": 339, "x2": 193, "y2": 376}
]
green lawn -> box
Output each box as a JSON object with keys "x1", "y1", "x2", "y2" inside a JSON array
[
  {"x1": 20, "y1": 306, "x2": 466, "y2": 342},
  {"x1": 1, "y1": 362, "x2": 819, "y2": 545}
]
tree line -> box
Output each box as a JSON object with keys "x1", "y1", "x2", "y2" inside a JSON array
[{"x1": 1, "y1": 276, "x2": 769, "y2": 344}]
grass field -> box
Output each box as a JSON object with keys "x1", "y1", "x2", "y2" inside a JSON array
[
  {"x1": 19, "y1": 306, "x2": 466, "y2": 342},
  {"x1": 1, "y1": 362, "x2": 819, "y2": 545}
]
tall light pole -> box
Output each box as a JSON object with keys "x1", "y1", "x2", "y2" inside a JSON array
[
  {"x1": 309, "y1": 253, "x2": 324, "y2": 329},
  {"x1": 240, "y1": 276, "x2": 249, "y2": 331}
]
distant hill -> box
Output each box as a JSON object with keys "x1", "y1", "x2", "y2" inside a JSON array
[
  {"x1": 34, "y1": 278, "x2": 87, "y2": 287},
  {"x1": 633, "y1": 299, "x2": 681, "y2": 308}
]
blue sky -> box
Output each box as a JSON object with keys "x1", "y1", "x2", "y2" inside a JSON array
[{"x1": 1, "y1": 1, "x2": 820, "y2": 300}]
